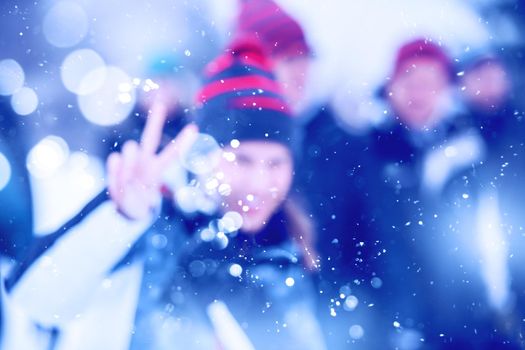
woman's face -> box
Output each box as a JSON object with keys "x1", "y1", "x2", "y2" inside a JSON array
[{"x1": 216, "y1": 140, "x2": 293, "y2": 233}]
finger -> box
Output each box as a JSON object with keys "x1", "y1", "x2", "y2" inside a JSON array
[
  {"x1": 157, "y1": 124, "x2": 199, "y2": 171},
  {"x1": 140, "y1": 101, "x2": 168, "y2": 155},
  {"x1": 107, "y1": 152, "x2": 122, "y2": 201},
  {"x1": 121, "y1": 140, "x2": 140, "y2": 187}
]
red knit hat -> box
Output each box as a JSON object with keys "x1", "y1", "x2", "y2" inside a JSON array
[
  {"x1": 393, "y1": 38, "x2": 453, "y2": 79},
  {"x1": 237, "y1": 0, "x2": 312, "y2": 59},
  {"x1": 195, "y1": 37, "x2": 295, "y2": 147}
]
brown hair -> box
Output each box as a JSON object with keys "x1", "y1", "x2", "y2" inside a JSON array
[{"x1": 283, "y1": 196, "x2": 320, "y2": 271}]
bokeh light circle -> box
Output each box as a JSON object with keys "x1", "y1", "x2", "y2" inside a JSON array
[
  {"x1": 0, "y1": 152, "x2": 11, "y2": 191},
  {"x1": 43, "y1": 2, "x2": 89, "y2": 48},
  {"x1": 61, "y1": 49, "x2": 106, "y2": 95},
  {"x1": 11, "y1": 87, "x2": 38, "y2": 115},
  {"x1": 0, "y1": 59, "x2": 24, "y2": 96},
  {"x1": 26, "y1": 136, "x2": 70, "y2": 178},
  {"x1": 78, "y1": 66, "x2": 136, "y2": 126},
  {"x1": 181, "y1": 133, "x2": 221, "y2": 175}
]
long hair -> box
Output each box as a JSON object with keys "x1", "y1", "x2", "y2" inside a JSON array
[{"x1": 283, "y1": 195, "x2": 320, "y2": 271}]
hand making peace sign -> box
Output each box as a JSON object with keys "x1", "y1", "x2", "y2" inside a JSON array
[{"x1": 106, "y1": 100, "x2": 198, "y2": 220}]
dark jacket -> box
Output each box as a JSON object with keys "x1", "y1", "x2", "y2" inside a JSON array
[
  {"x1": 363, "y1": 113, "x2": 520, "y2": 349},
  {"x1": 9, "y1": 191, "x2": 325, "y2": 350},
  {"x1": 0, "y1": 97, "x2": 34, "y2": 261},
  {"x1": 129, "y1": 202, "x2": 324, "y2": 350}
]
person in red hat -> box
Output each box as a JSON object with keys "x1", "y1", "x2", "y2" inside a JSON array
[
  {"x1": 361, "y1": 38, "x2": 520, "y2": 348},
  {"x1": 385, "y1": 38, "x2": 456, "y2": 131},
  {"x1": 8, "y1": 39, "x2": 326, "y2": 350},
  {"x1": 459, "y1": 52, "x2": 525, "y2": 345},
  {"x1": 236, "y1": 0, "x2": 312, "y2": 114}
]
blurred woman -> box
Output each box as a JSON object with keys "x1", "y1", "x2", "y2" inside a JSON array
[{"x1": 8, "y1": 39, "x2": 325, "y2": 350}]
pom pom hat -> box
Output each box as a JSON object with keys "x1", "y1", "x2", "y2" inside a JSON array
[{"x1": 196, "y1": 37, "x2": 296, "y2": 147}]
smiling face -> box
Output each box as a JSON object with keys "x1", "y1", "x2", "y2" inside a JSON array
[
  {"x1": 388, "y1": 58, "x2": 450, "y2": 129},
  {"x1": 216, "y1": 140, "x2": 293, "y2": 233}
]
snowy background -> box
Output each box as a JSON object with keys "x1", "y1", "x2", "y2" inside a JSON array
[{"x1": 0, "y1": 1, "x2": 524, "y2": 348}]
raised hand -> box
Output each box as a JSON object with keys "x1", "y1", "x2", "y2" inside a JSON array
[{"x1": 106, "y1": 100, "x2": 198, "y2": 220}]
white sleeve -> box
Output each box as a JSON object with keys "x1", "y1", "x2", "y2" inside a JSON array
[{"x1": 9, "y1": 200, "x2": 153, "y2": 328}]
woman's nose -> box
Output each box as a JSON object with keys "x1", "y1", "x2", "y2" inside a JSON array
[{"x1": 249, "y1": 166, "x2": 273, "y2": 191}]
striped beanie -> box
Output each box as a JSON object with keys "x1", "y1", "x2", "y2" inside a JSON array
[
  {"x1": 196, "y1": 37, "x2": 295, "y2": 147},
  {"x1": 237, "y1": 0, "x2": 311, "y2": 59}
]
